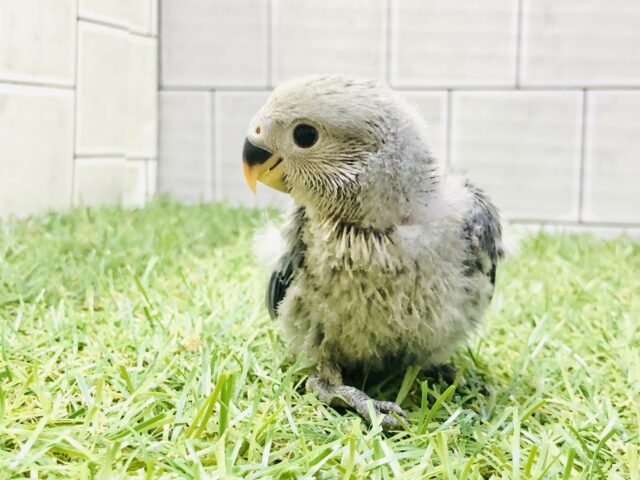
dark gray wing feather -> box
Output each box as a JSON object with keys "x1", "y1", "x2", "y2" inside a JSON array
[
  {"x1": 266, "y1": 207, "x2": 307, "y2": 320},
  {"x1": 463, "y1": 184, "x2": 503, "y2": 285}
]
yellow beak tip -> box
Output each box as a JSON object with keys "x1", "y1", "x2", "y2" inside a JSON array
[
  {"x1": 243, "y1": 155, "x2": 288, "y2": 194},
  {"x1": 242, "y1": 162, "x2": 258, "y2": 195}
]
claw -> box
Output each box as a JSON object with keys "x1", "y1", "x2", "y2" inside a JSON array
[
  {"x1": 375, "y1": 401, "x2": 408, "y2": 418},
  {"x1": 362, "y1": 400, "x2": 408, "y2": 430},
  {"x1": 307, "y1": 375, "x2": 409, "y2": 430}
]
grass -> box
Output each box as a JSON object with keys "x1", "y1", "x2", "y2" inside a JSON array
[{"x1": 0, "y1": 199, "x2": 638, "y2": 479}]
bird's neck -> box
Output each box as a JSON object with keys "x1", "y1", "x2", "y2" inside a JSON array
[
  {"x1": 302, "y1": 189, "x2": 410, "y2": 235},
  {"x1": 303, "y1": 207, "x2": 398, "y2": 270}
]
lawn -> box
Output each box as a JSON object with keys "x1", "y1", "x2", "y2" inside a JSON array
[{"x1": 0, "y1": 200, "x2": 638, "y2": 479}]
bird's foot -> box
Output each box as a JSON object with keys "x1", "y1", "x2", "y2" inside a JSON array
[{"x1": 306, "y1": 375, "x2": 408, "y2": 430}]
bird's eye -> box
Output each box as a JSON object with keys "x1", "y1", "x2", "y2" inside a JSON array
[{"x1": 293, "y1": 124, "x2": 318, "y2": 148}]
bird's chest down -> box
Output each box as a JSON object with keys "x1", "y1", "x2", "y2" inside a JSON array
[{"x1": 280, "y1": 232, "x2": 468, "y2": 370}]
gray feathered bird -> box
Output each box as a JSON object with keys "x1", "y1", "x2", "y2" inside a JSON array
[{"x1": 242, "y1": 75, "x2": 502, "y2": 429}]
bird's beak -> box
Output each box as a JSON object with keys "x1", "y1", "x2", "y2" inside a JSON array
[{"x1": 242, "y1": 138, "x2": 288, "y2": 194}]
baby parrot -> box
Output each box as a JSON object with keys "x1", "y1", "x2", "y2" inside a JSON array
[{"x1": 242, "y1": 75, "x2": 502, "y2": 429}]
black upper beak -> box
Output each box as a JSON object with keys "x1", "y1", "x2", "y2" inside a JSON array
[{"x1": 242, "y1": 138, "x2": 272, "y2": 166}]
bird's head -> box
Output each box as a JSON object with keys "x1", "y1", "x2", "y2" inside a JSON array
[{"x1": 242, "y1": 74, "x2": 435, "y2": 224}]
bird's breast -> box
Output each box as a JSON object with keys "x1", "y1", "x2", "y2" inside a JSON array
[{"x1": 303, "y1": 218, "x2": 402, "y2": 273}]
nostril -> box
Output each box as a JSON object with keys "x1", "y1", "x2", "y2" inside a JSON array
[{"x1": 255, "y1": 126, "x2": 261, "y2": 134}]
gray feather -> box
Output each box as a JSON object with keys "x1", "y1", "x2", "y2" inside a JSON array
[
  {"x1": 251, "y1": 74, "x2": 504, "y2": 380},
  {"x1": 462, "y1": 183, "x2": 503, "y2": 286},
  {"x1": 266, "y1": 207, "x2": 306, "y2": 320}
]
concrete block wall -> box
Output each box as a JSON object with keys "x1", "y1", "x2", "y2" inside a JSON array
[
  {"x1": 160, "y1": 0, "x2": 640, "y2": 234},
  {"x1": 0, "y1": 0, "x2": 158, "y2": 217},
  {"x1": 2, "y1": 0, "x2": 638, "y2": 232}
]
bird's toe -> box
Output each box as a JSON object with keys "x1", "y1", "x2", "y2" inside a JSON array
[
  {"x1": 361, "y1": 399, "x2": 408, "y2": 430},
  {"x1": 306, "y1": 374, "x2": 409, "y2": 430},
  {"x1": 374, "y1": 400, "x2": 408, "y2": 418}
]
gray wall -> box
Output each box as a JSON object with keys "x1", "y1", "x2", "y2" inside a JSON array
[
  {"x1": 159, "y1": 0, "x2": 640, "y2": 234},
  {"x1": 0, "y1": 0, "x2": 159, "y2": 217},
  {"x1": 1, "y1": 0, "x2": 638, "y2": 234}
]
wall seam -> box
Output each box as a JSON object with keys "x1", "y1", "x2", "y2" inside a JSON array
[
  {"x1": 76, "y1": 153, "x2": 129, "y2": 159},
  {"x1": 515, "y1": 0, "x2": 524, "y2": 87},
  {"x1": 385, "y1": 0, "x2": 392, "y2": 85},
  {"x1": 266, "y1": 0, "x2": 273, "y2": 88},
  {"x1": 209, "y1": 90, "x2": 217, "y2": 202},
  {"x1": 445, "y1": 90, "x2": 453, "y2": 167},
  {"x1": 159, "y1": 85, "x2": 272, "y2": 92},
  {"x1": 157, "y1": 84, "x2": 640, "y2": 92},
  {"x1": 155, "y1": 0, "x2": 162, "y2": 199},
  {"x1": 0, "y1": 79, "x2": 74, "y2": 90},
  {"x1": 577, "y1": 89, "x2": 588, "y2": 223},
  {"x1": 392, "y1": 85, "x2": 640, "y2": 92},
  {"x1": 70, "y1": 0, "x2": 80, "y2": 206},
  {"x1": 510, "y1": 218, "x2": 640, "y2": 229},
  {"x1": 77, "y1": 15, "x2": 156, "y2": 39}
]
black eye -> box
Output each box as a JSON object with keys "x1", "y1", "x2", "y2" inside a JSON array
[{"x1": 293, "y1": 124, "x2": 318, "y2": 148}]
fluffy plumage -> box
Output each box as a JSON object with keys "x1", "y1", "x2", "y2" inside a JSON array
[{"x1": 245, "y1": 74, "x2": 503, "y2": 428}]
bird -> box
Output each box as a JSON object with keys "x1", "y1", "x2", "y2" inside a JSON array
[{"x1": 241, "y1": 74, "x2": 502, "y2": 429}]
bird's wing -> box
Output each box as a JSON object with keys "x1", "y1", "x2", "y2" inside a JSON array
[
  {"x1": 462, "y1": 185, "x2": 503, "y2": 286},
  {"x1": 266, "y1": 207, "x2": 307, "y2": 320}
]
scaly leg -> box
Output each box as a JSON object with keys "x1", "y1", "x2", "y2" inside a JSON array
[{"x1": 306, "y1": 375, "x2": 408, "y2": 430}]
